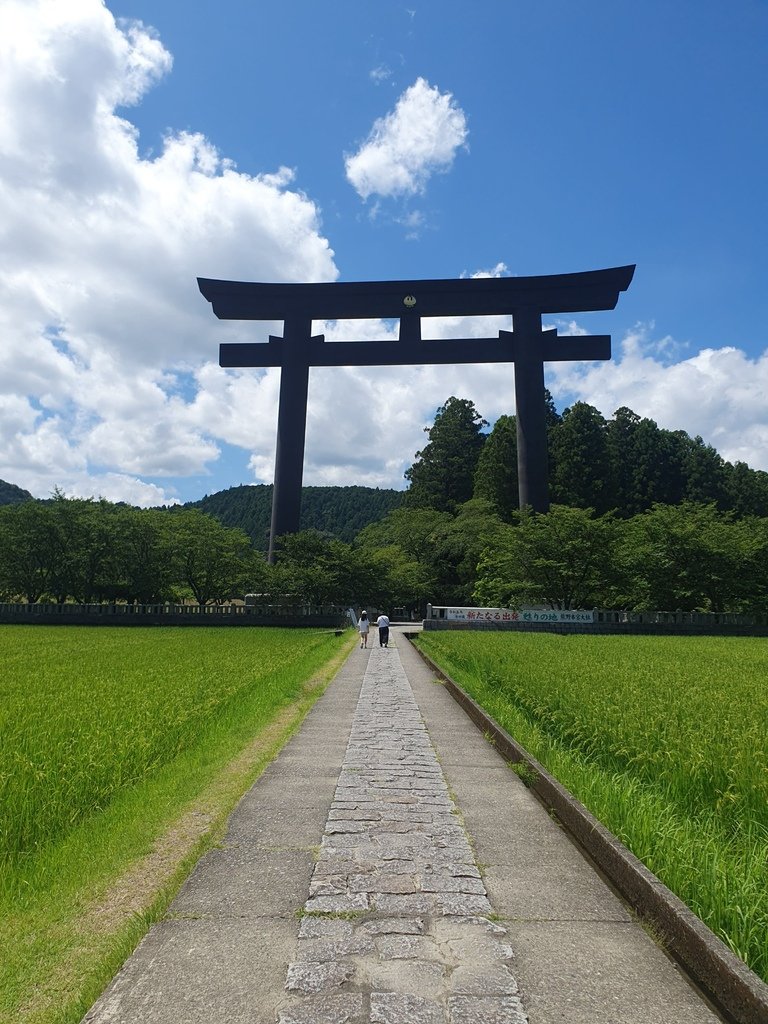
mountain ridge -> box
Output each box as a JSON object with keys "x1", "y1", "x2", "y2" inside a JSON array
[{"x1": 186, "y1": 483, "x2": 404, "y2": 549}]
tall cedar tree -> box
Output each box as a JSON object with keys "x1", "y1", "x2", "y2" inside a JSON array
[
  {"x1": 472, "y1": 391, "x2": 560, "y2": 519},
  {"x1": 726, "y1": 461, "x2": 768, "y2": 518},
  {"x1": 404, "y1": 398, "x2": 487, "y2": 513},
  {"x1": 605, "y1": 408, "x2": 685, "y2": 514},
  {"x1": 473, "y1": 414, "x2": 518, "y2": 518},
  {"x1": 549, "y1": 402, "x2": 612, "y2": 513}
]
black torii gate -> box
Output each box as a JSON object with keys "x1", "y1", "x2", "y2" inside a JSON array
[{"x1": 198, "y1": 265, "x2": 634, "y2": 561}]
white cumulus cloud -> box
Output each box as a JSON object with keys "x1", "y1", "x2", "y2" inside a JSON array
[
  {"x1": 548, "y1": 326, "x2": 768, "y2": 471},
  {"x1": 0, "y1": 0, "x2": 336, "y2": 504},
  {"x1": 345, "y1": 77, "x2": 468, "y2": 200}
]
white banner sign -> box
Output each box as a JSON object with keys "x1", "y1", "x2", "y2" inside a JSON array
[{"x1": 443, "y1": 607, "x2": 595, "y2": 624}]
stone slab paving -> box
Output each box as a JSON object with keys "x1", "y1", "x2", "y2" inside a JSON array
[{"x1": 278, "y1": 644, "x2": 527, "y2": 1024}]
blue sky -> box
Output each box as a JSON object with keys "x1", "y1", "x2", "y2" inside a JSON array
[{"x1": 1, "y1": 1, "x2": 767, "y2": 504}]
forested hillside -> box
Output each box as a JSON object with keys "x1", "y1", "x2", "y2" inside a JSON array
[
  {"x1": 188, "y1": 484, "x2": 404, "y2": 550},
  {"x1": 0, "y1": 479, "x2": 34, "y2": 506}
]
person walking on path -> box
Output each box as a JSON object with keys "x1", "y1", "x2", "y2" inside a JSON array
[
  {"x1": 376, "y1": 612, "x2": 390, "y2": 647},
  {"x1": 357, "y1": 610, "x2": 370, "y2": 648}
]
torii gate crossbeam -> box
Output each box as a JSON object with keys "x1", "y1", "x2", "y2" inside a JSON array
[{"x1": 198, "y1": 265, "x2": 634, "y2": 561}]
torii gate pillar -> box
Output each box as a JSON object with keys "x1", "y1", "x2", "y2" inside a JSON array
[
  {"x1": 198, "y1": 266, "x2": 634, "y2": 560},
  {"x1": 271, "y1": 316, "x2": 311, "y2": 556},
  {"x1": 512, "y1": 307, "x2": 550, "y2": 512}
]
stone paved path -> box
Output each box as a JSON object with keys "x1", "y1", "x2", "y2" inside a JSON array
[{"x1": 280, "y1": 645, "x2": 527, "y2": 1024}]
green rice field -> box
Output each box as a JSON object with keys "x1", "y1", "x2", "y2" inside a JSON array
[
  {"x1": 0, "y1": 625, "x2": 352, "y2": 1024},
  {"x1": 414, "y1": 631, "x2": 768, "y2": 983}
]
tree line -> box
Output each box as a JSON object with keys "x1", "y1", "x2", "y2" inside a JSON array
[
  {"x1": 0, "y1": 496, "x2": 259, "y2": 605},
  {"x1": 357, "y1": 396, "x2": 768, "y2": 613},
  {"x1": 406, "y1": 396, "x2": 768, "y2": 520},
  {"x1": 474, "y1": 503, "x2": 768, "y2": 613},
  {"x1": 2, "y1": 396, "x2": 767, "y2": 613},
  {"x1": 0, "y1": 493, "x2": 407, "y2": 609}
]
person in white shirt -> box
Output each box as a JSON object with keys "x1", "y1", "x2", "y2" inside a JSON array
[
  {"x1": 358, "y1": 610, "x2": 370, "y2": 648},
  {"x1": 376, "y1": 613, "x2": 390, "y2": 648}
]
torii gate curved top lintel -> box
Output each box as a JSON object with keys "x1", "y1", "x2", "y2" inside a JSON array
[{"x1": 198, "y1": 265, "x2": 635, "y2": 561}]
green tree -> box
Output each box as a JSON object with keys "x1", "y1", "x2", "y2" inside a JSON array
[
  {"x1": 549, "y1": 403, "x2": 612, "y2": 512},
  {"x1": 356, "y1": 506, "x2": 454, "y2": 563},
  {"x1": 474, "y1": 505, "x2": 618, "y2": 609},
  {"x1": 428, "y1": 498, "x2": 506, "y2": 605},
  {"x1": 111, "y1": 508, "x2": 179, "y2": 603},
  {"x1": 0, "y1": 501, "x2": 52, "y2": 601},
  {"x1": 355, "y1": 507, "x2": 452, "y2": 611},
  {"x1": 363, "y1": 545, "x2": 436, "y2": 615},
  {"x1": 42, "y1": 493, "x2": 122, "y2": 603},
  {"x1": 355, "y1": 501, "x2": 503, "y2": 607},
  {"x1": 171, "y1": 509, "x2": 257, "y2": 605},
  {"x1": 404, "y1": 397, "x2": 487, "y2": 512},
  {"x1": 725, "y1": 461, "x2": 768, "y2": 518},
  {"x1": 605, "y1": 406, "x2": 640, "y2": 514},
  {"x1": 606, "y1": 408, "x2": 685, "y2": 515},
  {"x1": 680, "y1": 435, "x2": 729, "y2": 507},
  {"x1": 473, "y1": 414, "x2": 518, "y2": 518},
  {"x1": 272, "y1": 530, "x2": 376, "y2": 606},
  {"x1": 82, "y1": 501, "x2": 127, "y2": 601},
  {"x1": 544, "y1": 388, "x2": 562, "y2": 429},
  {"x1": 616, "y1": 502, "x2": 760, "y2": 612}
]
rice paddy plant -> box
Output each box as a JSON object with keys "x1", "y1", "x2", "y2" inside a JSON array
[
  {"x1": 414, "y1": 631, "x2": 768, "y2": 982},
  {"x1": 0, "y1": 626, "x2": 345, "y2": 873},
  {"x1": 0, "y1": 624, "x2": 353, "y2": 1024}
]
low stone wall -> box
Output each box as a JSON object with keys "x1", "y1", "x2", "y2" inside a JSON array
[
  {"x1": 423, "y1": 617, "x2": 768, "y2": 637},
  {"x1": 0, "y1": 602, "x2": 347, "y2": 629}
]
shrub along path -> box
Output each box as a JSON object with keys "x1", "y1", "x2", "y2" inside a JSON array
[{"x1": 82, "y1": 630, "x2": 723, "y2": 1024}]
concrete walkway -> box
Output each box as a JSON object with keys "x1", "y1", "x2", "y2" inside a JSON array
[{"x1": 83, "y1": 630, "x2": 724, "y2": 1024}]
